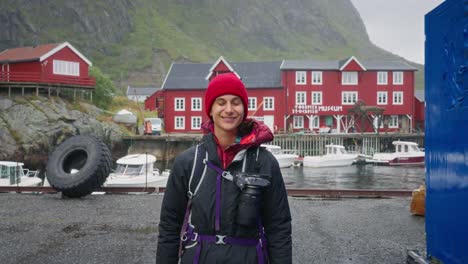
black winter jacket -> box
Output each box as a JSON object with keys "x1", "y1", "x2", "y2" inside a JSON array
[{"x1": 156, "y1": 133, "x2": 292, "y2": 264}]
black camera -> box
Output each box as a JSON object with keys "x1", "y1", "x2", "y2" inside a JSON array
[{"x1": 233, "y1": 172, "x2": 271, "y2": 227}]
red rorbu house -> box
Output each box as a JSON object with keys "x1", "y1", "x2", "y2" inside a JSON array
[
  {"x1": 147, "y1": 56, "x2": 419, "y2": 134},
  {"x1": 146, "y1": 57, "x2": 284, "y2": 133},
  {"x1": 0, "y1": 42, "x2": 95, "y2": 96}
]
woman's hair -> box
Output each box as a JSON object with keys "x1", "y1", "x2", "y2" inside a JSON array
[{"x1": 238, "y1": 119, "x2": 256, "y2": 136}]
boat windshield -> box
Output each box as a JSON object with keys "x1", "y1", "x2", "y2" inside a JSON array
[
  {"x1": 0, "y1": 164, "x2": 25, "y2": 184},
  {"x1": 115, "y1": 164, "x2": 144, "y2": 176},
  {"x1": 410, "y1": 145, "x2": 420, "y2": 152}
]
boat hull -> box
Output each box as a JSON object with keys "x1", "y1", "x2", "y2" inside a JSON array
[
  {"x1": 275, "y1": 155, "x2": 299, "y2": 168},
  {"x1": 303, "y1": 155, "x2": 356, "y2": 168},
  {"x1": 104, "y1": 175, "x2": 168, "y2": 188}
]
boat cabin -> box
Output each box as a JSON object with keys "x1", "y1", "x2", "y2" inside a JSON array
[
  {"x1": 0, "y1": 161, "x2": 34, "y2": 185},
  {"x1": 393, "y1": 141, "x2": 422, "y2": 154}
]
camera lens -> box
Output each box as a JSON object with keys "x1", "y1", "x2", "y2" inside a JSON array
[{"x1": 237, "y1": 186, "x2": 262, "y2": 227}]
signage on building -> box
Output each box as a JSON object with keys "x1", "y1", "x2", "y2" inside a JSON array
[{"x1": 292, "y1": 105, "x2": 343, "y2": 114}]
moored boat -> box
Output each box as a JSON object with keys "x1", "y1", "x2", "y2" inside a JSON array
[
  {"x1": 370, "y1": 141, "x2": 424, "y2": 166},
  {"x1": 261, "y1": 144, "x2": 299, "y2": 168},
  {"x1": 0, "y1": 161, "x2": 42, "y2": 186},
  {"x1": 303, "y1": 145, "x2": 357, "y2": 168},
  {"x1": 104, "y1": 154, "x2": 168, "y2": 188}
]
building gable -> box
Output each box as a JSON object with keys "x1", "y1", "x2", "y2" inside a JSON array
[
  {"x1": 0, "y1": 42, "x2": 92, "y2": 66},
  {"x1": 205, "y1": 56, "x2": 240, "y2": 80},
  {"x1": 340, "y1": 56, "x2": 366, "y2": 71}
]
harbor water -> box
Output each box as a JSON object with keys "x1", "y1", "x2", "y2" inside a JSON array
[{"x1": 281, "y1": 164, "x2": 425, "y2": 190}]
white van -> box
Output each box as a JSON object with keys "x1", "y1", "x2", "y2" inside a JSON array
[{"x1": 144, "y1": 118, "x2": 162, "y2": 135}]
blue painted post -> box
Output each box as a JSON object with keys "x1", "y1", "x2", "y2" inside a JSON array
[{"x1": 425, "y1": 0, "x2": 468, "y2": 263}]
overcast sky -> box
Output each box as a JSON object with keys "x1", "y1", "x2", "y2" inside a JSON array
[{"x1": 351, "y1": 0, "x2": 444, "y2": 64}]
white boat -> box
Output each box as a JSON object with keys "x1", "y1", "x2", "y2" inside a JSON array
[
  {"x1": 104, "y1": 154, "x2": 169, "y2": 188},
  {"x1": 303, "y1": 145, "x2": 357, "y2": 168},
  {"x1": 370, "y1": 141, "x2": 425, "y2": 166},
  {"x1": 262, "y1": 144, "x2": 299, "y2": 168},
  {"x1": 0, "y1": 161, "x2": 42, "y2": 186}
]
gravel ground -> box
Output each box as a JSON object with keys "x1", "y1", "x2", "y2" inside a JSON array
[{"x1": 0, "y1": 193, "x2": 425, "y2": 264}]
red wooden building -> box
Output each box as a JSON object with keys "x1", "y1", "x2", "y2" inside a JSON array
[
  {"x1": 146, "y1": 56, "x2": 419, "y2": 134},
  {"x1": 0, "y1": 42, "x2": 95, "y2": 92}
]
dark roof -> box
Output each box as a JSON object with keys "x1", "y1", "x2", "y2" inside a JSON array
[
  {"x1": 162, "y1": 61, "x2": 283, "y2": 90},
  {"x1": 126, "y1": 86, "x2": 159, "y2": 96},
  {"x1": 281, "y1": 59, "x2": 417, "y2": 71}
]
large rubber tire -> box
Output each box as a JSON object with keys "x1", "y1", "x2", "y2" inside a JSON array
[{"x1": 46, "y1": 135, "x2": 112, "y2": 198}]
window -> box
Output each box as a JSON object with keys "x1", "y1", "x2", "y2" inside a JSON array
[
  {"x1": 377, "y1": 91, "x2": 388, "y2": 105},
  {"x1": 311, "y1": 116, "x2": 320, "y2": 129},
  {"x1": 53, "y1": 60, "x2": 80, "y2": 76},
  {"x1": 174, "y1": 116, "x2": 185, "y2": 130},
  {"x1": 263, "y1": 97, "x2": 274, "y2": 110},
  {"x1": 388, "y1": 115, "x2": 399, "y2": 128},
  {"x1": 311, "y1": 92, "x2": 322, "y2": 105},
  {"x1": 248, "y1": 97, "x2": 257, "y2": 111},
  {"x1": 311, "y1": 71, "x2": 322, "y2": 85},
  {"x1": 377, "y1": 71, "x2": 388, "y2": 85},
  {"x1": 342, "y1": 71, "x2": 358, "y2": 85},
  {"x1": 393, "y1": 91, "x2": 403, "y2": 105},
  {"x1": 191, "y1": 98, "x2": 201, "y2": 111},
  {"x1": 393, "y1": 71, "x2": 404, "y2": 85},
  {"x1": 191, "y1": 116, "x2": 201, "y2": 130},
  {"x1": 175, "y1": 98, "x2": 185, "y2": 111},
  {"x1": 296, "y1": 71, "x2": 306, "y2": 84},
  {"x1": 341, "y1": 92, "x2": 358, "y2": 105},
  {"x1": 296, "y1": 92, "x2": 306, "y2": 105},
  {"x1": 293, "y1": 116, "x2": 304, "y2": 128}
]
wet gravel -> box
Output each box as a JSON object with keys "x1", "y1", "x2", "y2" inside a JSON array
[{"x1": 0, "y1": 193, "x2": 425, "y2": 264}]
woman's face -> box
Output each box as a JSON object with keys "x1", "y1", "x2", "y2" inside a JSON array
[{"x1": 210, "y1": 94, "x2": 244, "y2": 135}]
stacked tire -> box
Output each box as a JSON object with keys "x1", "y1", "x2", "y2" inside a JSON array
[{"x1": 46, "y1": 135, "x2": 112, "y2": 198}]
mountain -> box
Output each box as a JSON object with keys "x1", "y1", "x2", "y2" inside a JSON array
[{"x1": 0, "y1": 0, "x2": 423, "y2": 91}]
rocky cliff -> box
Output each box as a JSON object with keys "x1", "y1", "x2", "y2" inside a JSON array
[
  {"x1": 0, "y1": 0, "x2": 419, "y2": 90},
  {"x1": 0, "y1": 95, "x2": 128, "y2": 171}
]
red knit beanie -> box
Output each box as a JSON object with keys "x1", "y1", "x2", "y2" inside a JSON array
[{"x1": 205, "y1": 73, "x2": 248, "y2": 119}]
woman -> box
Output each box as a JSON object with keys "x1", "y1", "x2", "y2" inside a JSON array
[{"x1": 156, "y1": 73, "x2": 292, "y2": 264}]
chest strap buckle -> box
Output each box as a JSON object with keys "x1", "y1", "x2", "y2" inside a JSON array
[{"x1": 215, "y1": 235, "x2": 226, "y2": 245}]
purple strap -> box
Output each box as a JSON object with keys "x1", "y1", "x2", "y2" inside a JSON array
[
  {"x1": 191, "y1": 234, "x2": 263, "y2": 264},
  {"x1": 206, "y1": 161, "x2": 224, "y2": 232},
  {"x1": 178, "y1": 199, "x2": 193, "y2": 258}
]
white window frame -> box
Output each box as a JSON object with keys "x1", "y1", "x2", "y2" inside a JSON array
[
  {"x1": 311, "y1": 116, "x2": 320, "y2": 129},
  {"x1": 191, "y1": 97, "x2": 202, "y2": 111},
  {"x1": 311, "y1": 71, "x2": 322, "y2": 85},
  {"x1": 341, "y1": 71, "x2": 358, "y2": 85},
  {"x1": 296, "y1": 71, "x2": 306, "y2": 85},
  {"x1": 191, "y1": 116, "x2": 202, "y2": 130},
  {"x1": 341, "y1": 91, "x2": 358, "y2": 105},
  {"x1": 311, "y1": 92, "x2": 322, "y2": 105},
  {"x1": 53, "y1": 60, "x2": 80, "y2": 76},
  {"x1": 248, "y1": 97, "x2": 257, "y2": 111},
  {"x1": 393, "y1": 91, "x2": 404, "y2": 105},
  {"x1": 388, "y1": 115, "x2": 399, "y2": 128},
  {"x1": 393, "y1": 71, "x2": 404, "y2": 85},
  {"x1": 377, "y1": 91, "x2": 388, "y2": 105},
  {"x1": 263, "y1": 97, "x2": 274, "y2": 111},
  {"x1": 293, "y1": 116, "x2": 304, "y2": 129},
  {"x1": 377, "y1": 71, "x2": 388, "y2": 85},
  {"x1": 174, "y1": 98, "x2": 185, "y2": 111},
  {"x1": 296, "y1": 92, "x2": 306, "y2": 105},
  {"x1": 174, "y1": 116, "x2": 185, "y2": 130}
]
